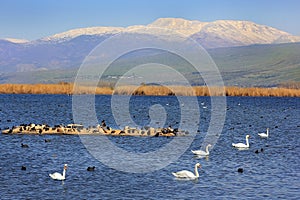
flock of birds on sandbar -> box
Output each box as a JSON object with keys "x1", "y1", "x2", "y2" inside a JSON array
[
  {"x1": 171, "y1": 128, "x2": 270, "y2": 180},
  {"x1": 1, "y1": 121, "x2": 188, "y2": 137}
]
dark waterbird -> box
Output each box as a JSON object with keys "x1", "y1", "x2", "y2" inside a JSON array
[
  {"x1": 255, "y1": 148, "x2": 264, "y2": 154},
  {"x1": 237, "y1": 168, "x2": 244, "y2": 173},
  {"x1": 21, "y1": 143, "x2": 29, "y2": 148},
  {"x1": 21, "y1": 166, "x2": 26, "y2": 170},
  {"x1": 87, "y1": 166, "x2": 95, "y2": 171}
]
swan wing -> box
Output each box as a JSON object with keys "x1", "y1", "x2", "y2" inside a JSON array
[
  {"x1": 191, "y1": 150, "x2": 208, "y2": 156},
  {"x1": 49, "y1": 172, "x2": 64, "y2": 180},
  {"x1": 258, "y1": 133, "x2": 267, "y2": 138},
  {"x1": 172, "y1": 170, "x2": 195, "y2": 178},
  {"x1": 232, "y1": 143, "x2": 240, "y2": 147},
  {"x1": 232, "y1": 143, "x2": 247, "y2": 148}
]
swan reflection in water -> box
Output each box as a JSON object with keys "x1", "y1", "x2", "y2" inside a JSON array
[{"x1": 193, "y1": 155, "x2": 209, "y2": 161}]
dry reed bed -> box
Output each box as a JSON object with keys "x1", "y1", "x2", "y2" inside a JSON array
[{"x1": 0, "y1": 84, "x2": 299, "y2": 97}]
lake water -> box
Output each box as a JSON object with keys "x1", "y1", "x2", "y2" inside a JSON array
[{"x1": 0, "y1": 94, "x2": 299, "y2": 199}]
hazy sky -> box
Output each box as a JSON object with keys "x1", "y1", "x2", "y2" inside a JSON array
[{"x1": 1, "y1": 0, "x2": 299, "y2": 40}]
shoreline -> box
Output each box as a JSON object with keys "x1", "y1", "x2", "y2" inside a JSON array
[{"x1": 0, "y1": 83, "x2": 299, "y2": 97}]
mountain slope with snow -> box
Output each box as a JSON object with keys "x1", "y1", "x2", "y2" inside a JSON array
[
  {"x1": 148, "y1": 18, "x2": 300, "y2": 47},
  {"x1": 4, "y1": 38, "x2": 29, "y2": 43},
  {"x1": 35, "y1": 17, "x2": 300, "y2": 47},
  {"x1": 41, "y1": 26, "x2": 124, "y2": 42},
  {"x1": 0, "y1": 17, "x2": 300, "y2": 84}
]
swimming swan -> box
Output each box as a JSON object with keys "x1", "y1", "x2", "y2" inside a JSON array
[
  {"x1": 232, "y1": 135, "x2": 250, "y2": 148},
  {"x1": 258, "y1": 128, "x2": 269, "y2": 138},
  {"x1": 49, "y1": 164, "x2": 67, "y2": 180},
  {"x1": 172, "y1": 163, "x2": 201, "y2": 179},
  {"x1": 191, "y1": 144, "x2": 212, "y2": 156}
]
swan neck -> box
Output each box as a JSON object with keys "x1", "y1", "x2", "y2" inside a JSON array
[
  {"x1": 62, "y1": 169, "x2": 66, "y2": 178},
  {"x1": 246, "y1": 137, "x2": 249, "y2": 147},
  {"x1": 194, "y1": 165, "x2": 199, "y2": 177},
  {"x1": 267, "y1": 129, "x2": 269, "y2": 136},
  {"x1": 206, "y1": 145, "x2": 210, "y2": 153}
]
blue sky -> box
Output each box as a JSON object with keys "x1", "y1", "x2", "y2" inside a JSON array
[{"x1": 1, "y1": 0, "x2": 300, "y2": 40}]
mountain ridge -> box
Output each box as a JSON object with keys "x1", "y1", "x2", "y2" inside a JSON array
[
  {"x1": 3, "y1": 18, "x2": 300, "y2": 46},
  {"x1": 0, "y1": 18, "x2": 299, "y2": 86}
]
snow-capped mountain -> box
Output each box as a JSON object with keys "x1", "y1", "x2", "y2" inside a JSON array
[
  {"x1": 148, "y1": 18, "x2": 300, "y2": 47},
  {"x1": 41, "y1": 26, "x2": 125, "y2": 42},
  {"x1": 0, "y1": 17, "x2": 300, "y2": 76},
  {"x1": 4, "y1": 38, "x2": 29, "y2": 43},
  {"x1": 34, "y1": 17, "x2": 300, "y2": 46},
  {"x1": 148, "y1": 18, "x2": 208, "y2": 36}
]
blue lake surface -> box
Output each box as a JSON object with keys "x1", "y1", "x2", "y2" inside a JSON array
[{"x1": 0, "y1": 94, "x2": 299, "y2": 199}]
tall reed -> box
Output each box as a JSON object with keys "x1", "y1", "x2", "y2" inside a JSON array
[{"x1": 0, "y1": 83, "x2": 299, "y2": 97}]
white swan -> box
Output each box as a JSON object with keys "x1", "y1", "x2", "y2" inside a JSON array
[
  {"x1": 172, "y1": 163, "x2": 201, "y2": 179},
  {"x1": 258, "y1": 128, "x2": 269, "y2": 138},
  {"x1": 191, "y1": 144, "x2": 212, "y2": 156},
  {"x1": 232, "y1": 135, "x2": 250, "y2": 148},
  {"x1": 49, "y1": 164, "x2": 67, "y2": 180}
]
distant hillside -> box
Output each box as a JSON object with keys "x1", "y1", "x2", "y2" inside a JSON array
[
  {"x1": 0, "y1": 42, "x2": 299, "y2": 87},
  {"x1": 209, "y1": 42, "x2": 300, "y2": 87},
  {"x1": 0, "y1": 18, "x2": 299, "y2": 86}
]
